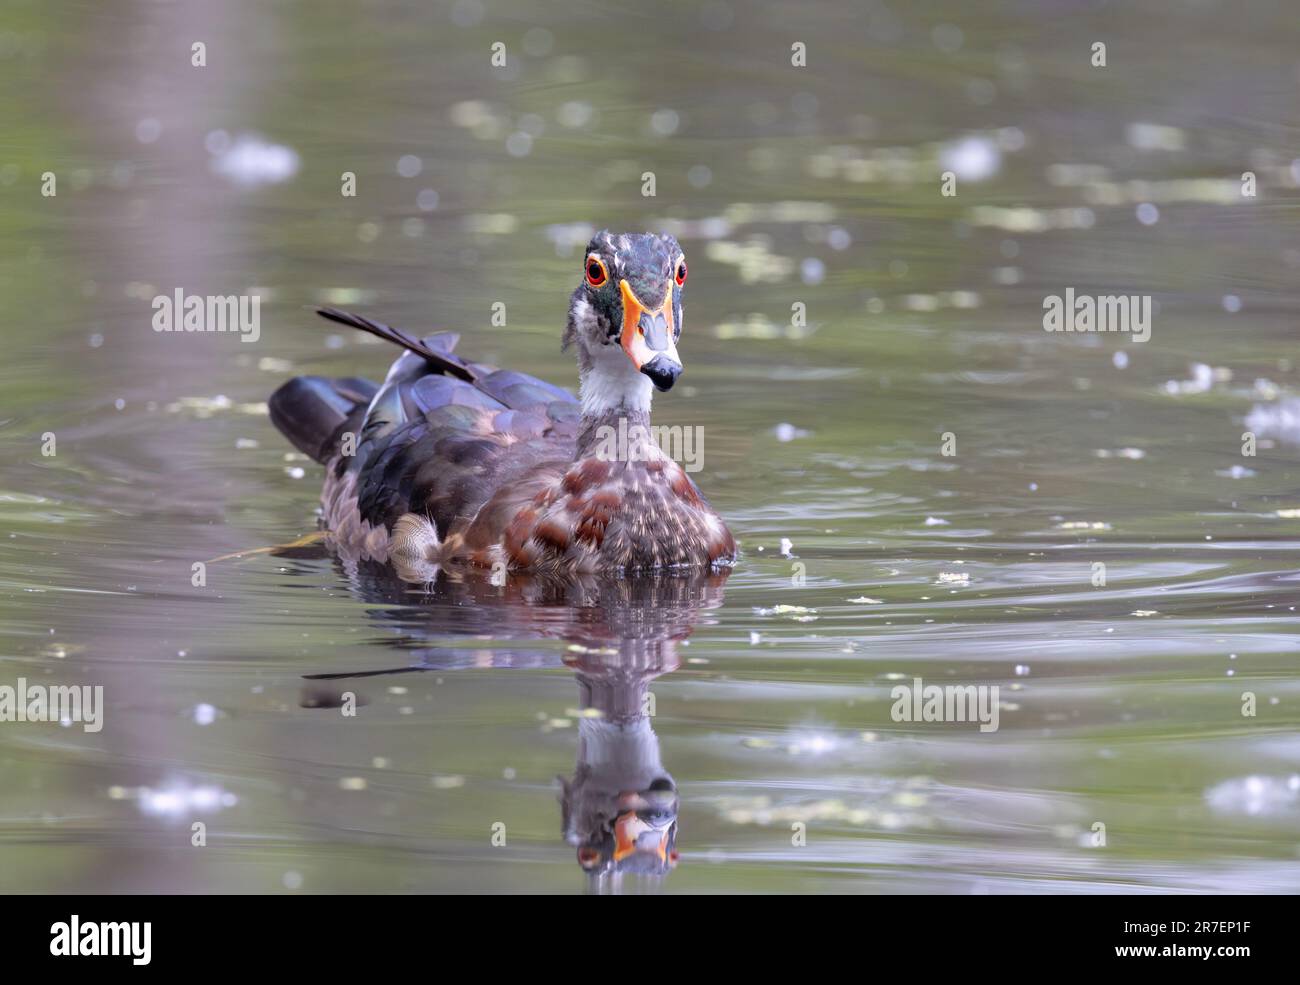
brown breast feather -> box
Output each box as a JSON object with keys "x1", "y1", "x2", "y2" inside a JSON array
[{"x1": 450, "y1": 452, "x2": 733, "y2": 574}]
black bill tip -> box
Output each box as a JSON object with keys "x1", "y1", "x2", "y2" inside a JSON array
[{"x1": 640, "y1": 354, "x2": 681, "y2": 391}]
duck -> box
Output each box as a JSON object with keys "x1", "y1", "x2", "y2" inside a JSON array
[{"x1": 269, "y1": 231, "x2": 737, "y2": 577}]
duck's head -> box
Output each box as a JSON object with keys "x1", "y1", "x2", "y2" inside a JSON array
[
  {"x1": 564, "y1": 231, "x2": 687, "y2": 416},
  {"x1": 562, "y1": 773, "x2": 681, "y2": 879}
]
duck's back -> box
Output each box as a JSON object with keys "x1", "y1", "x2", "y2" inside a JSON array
[{"x1": 270, "y1": 325, "x2": 581, "y2": 560}]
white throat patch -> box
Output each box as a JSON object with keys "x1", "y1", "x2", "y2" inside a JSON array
[{"x1": 580, "y1": 343, "x2": 654, "y2": 417}]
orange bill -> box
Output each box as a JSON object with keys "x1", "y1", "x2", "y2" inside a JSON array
[{"x1": 619, "y1": 278, "x2": 680, "y2": 370}]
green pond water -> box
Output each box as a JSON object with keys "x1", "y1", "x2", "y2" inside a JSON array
[{"x1": 1, "y1": 0, "x2": 1298, "y2": 893}]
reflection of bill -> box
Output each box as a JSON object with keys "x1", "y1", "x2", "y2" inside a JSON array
[
  {"x1": 562, "y1": 638, "x2": 684, "y2": 882},
  {"x1": 300, "y1": 554, "x2": 728, "y2": 889}
]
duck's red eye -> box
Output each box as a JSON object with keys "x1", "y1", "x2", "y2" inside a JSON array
[
  {"x1": 585, "y1": 257, "x2": 607, "y2": 287},
  {"x1": 675, "y1": 260, "x2": 688, "y2": 286}
]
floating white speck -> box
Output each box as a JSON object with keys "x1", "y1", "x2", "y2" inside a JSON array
[
  {"x1": 1216, "y1": 465, "x2": 1255, "y2": 479},
  {"x1": 192, "y1": 703, "x2": 217, "y2": 726},
  {"x1": 650, "y1": 108, "x2": 679, "y2": 136},
  {"x1": 1166, "y1": 361, "x2": 1231, "y2": 396},
  {"x1": 803, "y1": 734, "x2": 835, "y2": 754},
  {"x1": 940, "y1": 134, "x2": 1001, "y2": 182},
  {"x1": 1245, "y1": 398, "x2": 1300, "y2": 443},
  {"x1": 1131, "y1": 609, "x2": 1158, "y2": 617},
  {"x1": 1205, "y1": 775, "x2": 1300, "y2": 817},
  {"x1": 924, "y1": 516, "x2": 949, "y2": 526},
  {"x1": 847, "y1": 596, "x2": 883, "y2": 604},
  {"x1": 754, "y1": 604, "x2": 818, "y2": 618},
  {"x1": 210, "y1": 134, "x2": 300, "y2": 188},
  {"x1": 136, "y1": 782, "x2": 237, "y2": 818},
  {"x1": 937, "y1": 571, "x2": 969, "y2": 585},
  {"x1": 800, "y1": 257, "x2": 826, "y2": 285}
]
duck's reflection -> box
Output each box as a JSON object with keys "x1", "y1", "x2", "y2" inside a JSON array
[
  {"x1": 562, "y1": 618, "x2": 683, "y2": 881},
  {"x1": 301, "y1": 557, "x2": 728, "y2": 888}
]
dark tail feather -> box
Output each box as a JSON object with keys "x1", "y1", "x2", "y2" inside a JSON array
[
  {"x1": 315, "y1": 307, "x2": 479, "y2": 383},
  {"x1": 269, "y1": 375, "x2": 378, "y2": 463}
]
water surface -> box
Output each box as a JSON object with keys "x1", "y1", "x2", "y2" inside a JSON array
[{"x1": 1, "y1": 0, "x2": 1298, "y2": 893}]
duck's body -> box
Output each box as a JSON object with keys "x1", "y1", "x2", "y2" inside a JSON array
[{"x1": 270, "y1": 232, "x2": 736, "y2": 578}]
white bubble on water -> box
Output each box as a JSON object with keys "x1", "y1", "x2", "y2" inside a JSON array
[
  {"x1": 211, "y1": 134, "x2": 300, "y2": 188},
  {"x1": 940, "y1": 134, "x2": 1001, "y2": 182},
  {"x1": 650, "y1": 108, "x2": 680, "y2": 136},
  {"x1": 137, "y1": 781, "x2": 237, "y2": 818},
  {"x1": 1205, "y1": 775, "x2": 1300, "y2": 817}
]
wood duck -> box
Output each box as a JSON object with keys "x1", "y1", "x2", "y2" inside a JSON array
[{"x1": 270, "y1": 231, "x2": 737, "y2": 577}]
